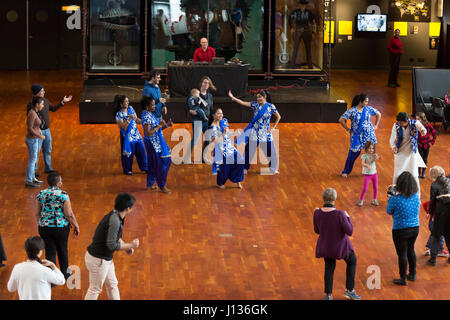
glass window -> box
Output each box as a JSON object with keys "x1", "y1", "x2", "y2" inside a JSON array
[
  {"x1": 89, "y1": 0, "x2": 141, "y2": 71},
  {"x1": 274, "y1": 0, "x2": 323, "y2": 72},
  {"x1": 151, "y1": 0, "x2": 264, "y2": 71}
]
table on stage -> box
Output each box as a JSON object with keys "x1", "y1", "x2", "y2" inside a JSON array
[{"x1": 167, "y1": 63, "x2": 248, "y2": 98}]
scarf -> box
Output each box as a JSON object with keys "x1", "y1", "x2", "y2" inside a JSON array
[
  {"x1": 122, "y1": 107, "x2": 135, "y2": 157},
  {"x1": 235, "y1": 102, "x2": 271, "y2": 145},
  {"x1": 213, "y1": 119, "x2": 227, "y2": 164},
  {"x1": 351, "y1": 106, "x2": 367, "y2": 148}
]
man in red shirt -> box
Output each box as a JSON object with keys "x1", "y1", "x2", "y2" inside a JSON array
[
  {"x1": 387, "y1": 29, "x2": 403, "y2": 87},
  {"x1": 193, "y1": 38, "x2": 216, "y2": 62}
]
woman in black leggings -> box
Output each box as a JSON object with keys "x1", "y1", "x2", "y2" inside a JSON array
[
  {"x1": 36, "y1": 172, "x2": 80, "y2": 279},
  {"x1": 313, "y1": 188, "x2": 360, "y2": 300},
  {"x1": 386, "y1": 171, "x2": 421, "y2": 285}
]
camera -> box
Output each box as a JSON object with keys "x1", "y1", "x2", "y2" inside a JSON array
[{"x1": 387, "y1": 185, "x2": 398, "y2": 197}]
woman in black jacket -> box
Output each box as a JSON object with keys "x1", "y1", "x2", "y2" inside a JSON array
[{"x1": 428, "y1": 166, "x2": 450, "y2": 266}]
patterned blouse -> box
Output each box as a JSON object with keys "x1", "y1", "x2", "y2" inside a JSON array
[
  {"x1": 37, "y1": 187, "x2": 70, "y2": 228},
  {"x1": 115, "y1": 106, "x2": 142, "y2": 143},
  {"x1": 341, "y1": 106, "x2": 378, "y2": 152},
  {"x1": 211, "y1": 118, "x2": 237, "y2": 158},
  {"x1": 249, "y1": 101, "x2": 278, "y2": 142},
  {"x1": 386, "y1": 193, "x2": 420, "y2": 230},
  {"x1": 142, "y1": 110, "x2": 162, "y2": 153}
]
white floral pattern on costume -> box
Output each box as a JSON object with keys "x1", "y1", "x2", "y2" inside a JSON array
[
  {"x1": 142, "y1": 110, "x2": 162, "y2": 153},
  {"x1": 211, "y1": 118, "x2": 237, "y2": 158},
  {"x1": 115, "y1": 106, "x2": 142, "y2": 143},
  {"x1": 249, "y1": 101, "x2": 278, "y2": 142},
  {"x1": 341, "y1": 106, "x2": 378, "y2": 152}
]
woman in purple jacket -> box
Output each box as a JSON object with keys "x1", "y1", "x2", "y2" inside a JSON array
[{"x1": 313, "y1": 188, "x2": 360, "y2": 300}]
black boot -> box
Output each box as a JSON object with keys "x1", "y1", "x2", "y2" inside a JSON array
[
  {"x1": 428, "y1": 257, "x2": 436, "y2": 266},
  {"x1": 393, "y1": 278, "x2": 407, "y2": 285}
]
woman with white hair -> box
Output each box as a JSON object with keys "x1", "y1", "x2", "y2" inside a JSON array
[
  {"x1": 313, "y1": 188, "x2": 360, "y2": 300},
  {"x1": 427, "y1": 166, "x2": 450, "y2": 266}
]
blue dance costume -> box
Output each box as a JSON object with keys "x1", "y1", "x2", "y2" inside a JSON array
[
  {"x1": 115, "y1": 106, "x2": 147, "y2": 174},
  {"x1": 236, "y1": 101, "x2": 278, "y2": 172},
  {"x1": 211, "y1": 118, "x2": 245, "y2": 186},
  {"x1": 340, "y1": 106, "x2": 378, "y2": 175},
  {"x1": 142, "y1": 110, "x2": 171, "y2": 188}
]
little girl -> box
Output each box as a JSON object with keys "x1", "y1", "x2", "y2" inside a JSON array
[{"x1": 358, "y1": 141, "x2": 380, "y2": 206}]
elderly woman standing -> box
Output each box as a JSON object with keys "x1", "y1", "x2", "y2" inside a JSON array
[
  {"x1": 36, "y1": 171, "x2": 80, "y2": 279},
  {"x1": 313, "y1": 188, "x2": 360, "y2": 300},
  {"x1": 339, "y1": 94, "x2": 381, "y2": 177},
  {"x1": 228, "y1": 89, "x2": 281, "y2": 174},
  {"x1": 427, "y1": 166, "x2": 450, "y2": 266},
  {"x1": 386, "y1": 171, "x2": 420, "y2": 285},
  {"x1": 390, "y1": 112, "x2": 427, "y2": 190}
]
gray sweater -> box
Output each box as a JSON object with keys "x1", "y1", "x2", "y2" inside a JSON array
[{"x1": 87, "y1": 210, "x2": 123, "y2": 261}]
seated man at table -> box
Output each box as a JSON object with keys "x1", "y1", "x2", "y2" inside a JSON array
[{"x1": 193, "y1": 38, "x2": 216, "y2": 63}]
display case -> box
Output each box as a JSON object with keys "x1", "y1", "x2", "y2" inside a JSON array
[
  {"x1": 83, "y1": 0, "x2": 148, "y2": 78},
  {"x1": 150, "y1": 0, "x2": 265, "y2": 73},
  {"x1": 81, "y1": 0, "x2": 329, "y2": 79}
]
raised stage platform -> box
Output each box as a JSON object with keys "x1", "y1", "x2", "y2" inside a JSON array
[{"x1": 79, "y1": 79, "x2": 347, "y2": 124}]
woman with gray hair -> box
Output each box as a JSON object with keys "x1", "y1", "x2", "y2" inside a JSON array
[{"x1": 313, "y1": 188, "x2": 360, "y2": 300}]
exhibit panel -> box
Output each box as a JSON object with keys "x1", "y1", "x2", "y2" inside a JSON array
[
  {"x1": 150, "y1": 0, "x2": 265, "y2": 72},
  {"x1": 89, "y1": 0, "x2": 142, "y2": 71}
]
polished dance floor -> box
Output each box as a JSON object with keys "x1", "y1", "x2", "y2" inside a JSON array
[{"x1": 0, "y1": 70, "x2": 449, "y2": 300}]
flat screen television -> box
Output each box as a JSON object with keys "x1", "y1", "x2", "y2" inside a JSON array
[{"x1": 356, "y1": 14, "x2": 387, "y2": 32}]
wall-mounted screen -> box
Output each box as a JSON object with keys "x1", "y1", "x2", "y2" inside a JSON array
[{"x1": 356, "y1": 14, "x2": 387, "y2": 32}]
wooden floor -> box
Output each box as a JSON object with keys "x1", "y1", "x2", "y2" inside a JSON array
[{"x1": 0, "y1": 70, "x2": 449, "y2": 300}]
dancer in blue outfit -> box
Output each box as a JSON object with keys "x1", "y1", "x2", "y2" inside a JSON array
[
  {"x1": 209, "y1": 108, "x2": 245, "y2": 189},
  {"x1": 141, "y1": 97, "x2": 173, "y2": 194},
  {"x1": 338, "y1": 93, "x2": 381, "y2": 177},
  {"x1": 113, "y1": 95, "x2": 147, "y2": 175},
  {"x1": 228, "y1": 90, "x2": 281, "y2": 174}
]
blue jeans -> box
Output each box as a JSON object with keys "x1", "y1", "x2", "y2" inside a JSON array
[
  {"x1": 35, "y1": 128, "x2": 52, "y2": 172},
  {"x1": 25, "y1": 137, "x2": 40, "y2": 183},
  {"x1": 426, "y1": 220, "x2": 445, "y2": 251}
]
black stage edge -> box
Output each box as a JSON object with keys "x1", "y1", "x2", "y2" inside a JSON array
[{"x1": 79, "y1": 78, "x2": 347, "y2": 124}]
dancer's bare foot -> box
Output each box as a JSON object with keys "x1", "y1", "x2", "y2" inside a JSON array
[
  {"x1": 217, "y1": 184, "x2": 225, "y2": 189},
  {"x1": 341, "y1": 173, "x2": 348, "y2": 178},
  {"x1": 244, "y1": 169, "x2": 248, "y2": 175},
  {"x1": 160, "y1": 186, "x2": 171, "y2": 194},
  {"x1": 237, "y1": 182, "x2": 243, "y2": 189}
]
